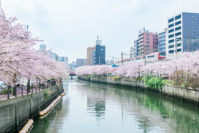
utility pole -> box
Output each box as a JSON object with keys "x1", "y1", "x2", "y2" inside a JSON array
[
  {"x1": 144, "y1": 46, "x2": 146, "y2": 65},
  {"x1": 175, "y1": 36, "x2": 177, "y2": 58},
  {"x1": 99, "y1": 56, "x2": 100, "y2": 65},
  {"x1": 121, "y1": 51, "x2": 123, "y2": 65},
  {"x1": 113, "y1": 56, "x2": 114, "y2": 65},
  {"x1": 188, "y1": 28, "x2": 190, "y2": 52}
]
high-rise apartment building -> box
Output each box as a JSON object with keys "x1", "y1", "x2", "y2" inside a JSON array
[
  {"x1": 167, "y1": 12, "x2": 199, "y2": 55},
  {"x1": 87, "y1": 47, "x2": 95, "y2": 65},
  {"x1": 158, "y1": 28, "x2": 168, "y2": 52},
  {"x1": 76, "y1": 59, "x2": 87, "y2": 67},
  {"x1": 137, "y1": 28, "x2": 159, "y2": 56}
]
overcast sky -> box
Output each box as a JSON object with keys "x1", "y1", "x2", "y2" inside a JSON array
[{"x1": 2, "y1": 0, "x2": 199, "y2": 63}]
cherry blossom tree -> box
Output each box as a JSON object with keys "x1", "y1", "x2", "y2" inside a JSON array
[{"x1": 0, "y1": 8, "x2": 69, "y2": 94}]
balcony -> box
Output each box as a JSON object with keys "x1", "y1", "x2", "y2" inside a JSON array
[
  {"x1": 139, "y1": 35, "x2": 144, "y2": 39},
  {"x1": 138, "y1": 43, "x2": 143, "y2": 46},
  {"x1": 138, "y1": 46, "x2": 144, "y2": 50},
  {"x1": 138, "y1": 39, "x2": 144, "y2": 43}
]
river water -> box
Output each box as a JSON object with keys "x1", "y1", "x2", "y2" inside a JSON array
[{"x1": 31, "y1": 79, "x2": 199, "y2": 133}]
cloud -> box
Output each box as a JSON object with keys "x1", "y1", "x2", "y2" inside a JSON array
[
  {"x1": 111, "y1": 0, "x2": 150, "y2": 15},
  {"x1": 166, "y1": 0, "x2": 199, "y2": 18}
]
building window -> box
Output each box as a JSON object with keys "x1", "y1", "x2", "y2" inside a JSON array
[
  {"x1": 193, "y1": 32, "x2": 198, "y2": 35},
  {"x1": 147, "y1": 45, "x2": 149, "y2": 47},
  {"x1": 155, "y1": 42, "x2": 158, "y2": 44},
  {"x1": 155, "y1": 35, "x2": 158, "y2": 37},
  {"x1": 169, "y1": 29, "x2": 174, "y2": 33},
  {"x1": 177, "y1": 43, "x2": 181, "y2": 47},
  {"x1": 192, "y1": 15, "x2": 195, "y2": 18},
  {"x1": 169, "y1": 34, "x2": 174, "y2": 38},
  {"x1": 195, "y1": 15, "x2": 197, "y2": 18},
  {"x1": 169, "y1": 50, "x2": 174, "y2": 53},
  {"x1": 175, "y1": 14, "x2": 181, "y2": 20},
  {"x1": 175, "y1": 26, "x2": 181, "y2": 31},
  {"x1": 169, "y1": 45, "x2": 174, "y2": 48},
  {"x1": 147, "y1": 55, "x2": 155, "y2": 58},
  {"x1": 147, "y1": 52, "x2": 150, "y2": 54},
  {"x1": 192, "y1": 21, "x2": 195, "y2": 23},
  {"x1": 177, "y1": 49, "x2": 181, "y2": 52},
  {"x1": 169, "y1": 24, "x2": 174, "y2": 28},
  {"x1": 147, "y1": 37, "x2": 149, "y2": 39},
  {"x1": 193, "y1": 26, "x2": 198, "y2": 29},
  {"x1": 147, "y1": 41, "x2": 149, "y2": 43},
  {"x1": 193, "y1": 43, "x2": 198, "y2": 46},
  {"x1": 175, "y1": 21, "x2": 181, "y2": 26},
  {"x1": 147, "y1": 34, "x2": 149, "y2": 36},
  {"x1": 175, "y1": 32, "x2": 181, "y2": 36},
  {"x1": 101, "y1": 49, "x2": 103, "y2": 50},
  {"x1": 169, "y1": 39, "x2": 174, "y2": 43},
  {"x1": 168, "y1": 18, "x2": 174, "y2": 23},
  {"x1": 192, "y1": 21, "x2": 197, "y2": 23}
]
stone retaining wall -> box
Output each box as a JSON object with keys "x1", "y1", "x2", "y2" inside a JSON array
[
  {"x1": 79, "y1": 76, "x2": 199, "y2": 105},
  {"x1": 0, "y1": 84, "x2": 63, "y2": 133}
]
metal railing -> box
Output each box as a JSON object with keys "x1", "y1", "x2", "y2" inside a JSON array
[{"x1": 0, "y1": 80, "x2": 57, "y2": 100}]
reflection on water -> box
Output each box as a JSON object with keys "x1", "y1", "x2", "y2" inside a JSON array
[{"x1": 31, "y1": 79, "x2": 199, "y2": 133}]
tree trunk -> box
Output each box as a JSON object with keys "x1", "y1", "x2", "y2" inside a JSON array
[
  {"x1": 27, "y1": 79, "x2": 30, "y2": 93},
  {"x1": 13, "y1": 74, "x2": 17, "y2": 96},
  {"x1": 13, "y1": 86, "x2": 17, "y2": 96}
]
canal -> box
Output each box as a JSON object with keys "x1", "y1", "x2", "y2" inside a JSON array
[{"x1": 31, "y1": 79, "x2": 199, "y2": 133}]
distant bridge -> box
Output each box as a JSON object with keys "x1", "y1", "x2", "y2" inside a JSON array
[{"x1": 70, "y1": 71, "x2": 76, "y2": 77}]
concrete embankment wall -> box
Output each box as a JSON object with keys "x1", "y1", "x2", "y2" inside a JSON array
[
  {"x1": 0, "y1": 84, "x2": 63, "y2": 133},
  {"x1": 79, "y1": 76, "x2": 199, "y2": 105}
]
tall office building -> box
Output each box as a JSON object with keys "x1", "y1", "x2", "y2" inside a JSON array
[
  {"x1": 69, "y1": 61, "x2": 76, "y2": 71},
  {"x1": 47, "y1": 51, "x2": 58, "y2": 61},
  {"x1": 39, "y1": 44, "x2": 59, "y2": 61},
  {"x1": 87, "y1": 47, "x2": 95, "y2": 65},
  {"x1": 76, "y1": 59, "x2": 87, "y2": 67},
  {"x1": 87, "y1": 36, "x2": 106, "y2": 65},
  {"x1": 39, "y1": 44, "x2": 46, "y2": 51},
  {"x1": 130, "y1": 47, "x2": 134, "y2": 58},
  {"x1": 158, "y1": 28, "x2": 168, "y2": 52},
  {"x1": 94, "y1": 36, "x2": 105, "y2": 65},
  {"x1": 58, "y1": 56, "x2": 68, "y2": 66},
  {"x1": 137, "y1": 28, "x2": 159, "y2": 56},
  {"x1": 167, "y1": 12, "x2": 199, "y2": 55},
  {"x1": 133, "y1": 40, "x2": 138, "y2": 57}
]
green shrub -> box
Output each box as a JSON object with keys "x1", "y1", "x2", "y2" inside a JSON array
[
  {"x1": 143, "y1": 75, "x2": 152, "y2": 83},
  {"x1": 1, "y1": 89, "x2": 13, "y2": 94},
  {"x1": 87, "y1": 75, "x2": 92, "y2": 80},
  {"x1": 112, "y1": 75, "x2": 119, "y2": 81},
  {"x1": 30, "y1": 86, "x2": 36, "y2": 89},
  {"x1": 44, "y1": 90, "x2": 50, "y2": 100},
  {"x1": 167, "y1": 80, "x2": 175, "y2": 85},
  {"x1": 181, "y1": 83, "x2": 189, "y2": 88},
  {"x1": 145, "y1": 76, "x2": 167, "y2": 89},
  {"x1": 136, "y1": 77, "x2": 143, "y2": 81}
]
